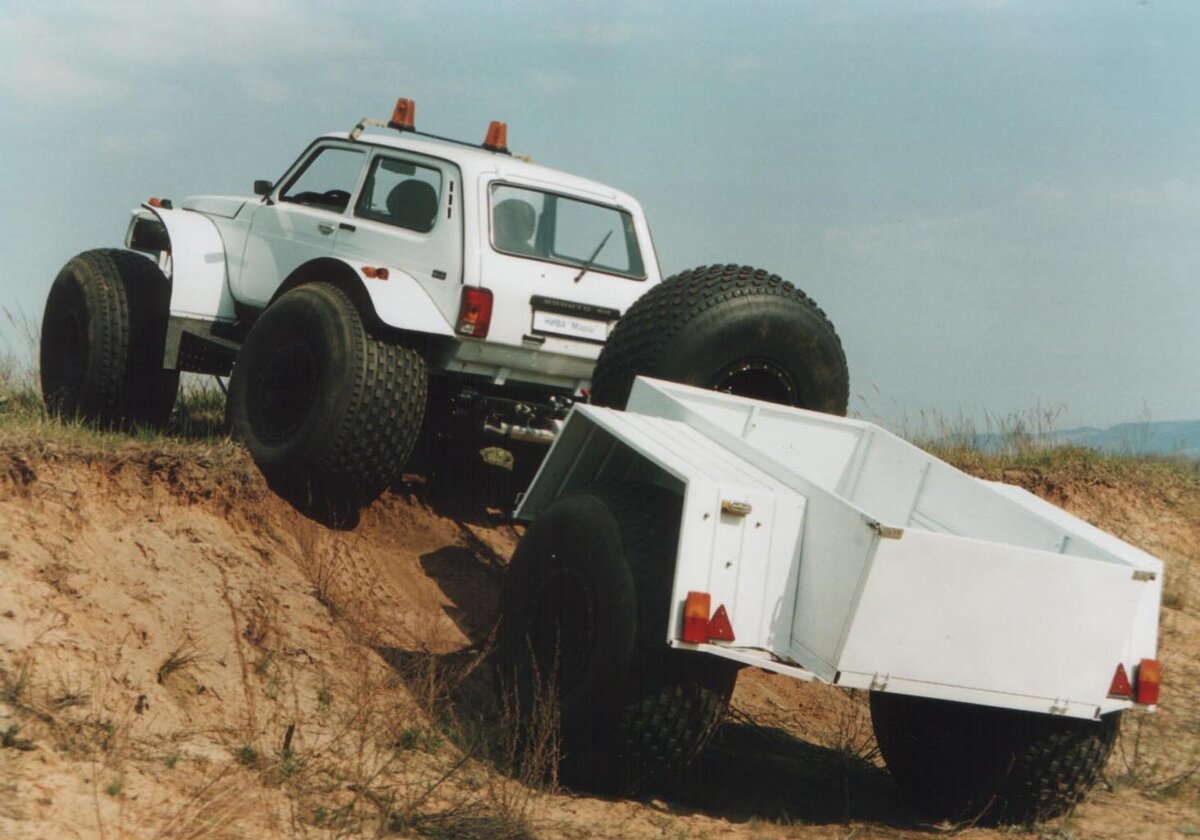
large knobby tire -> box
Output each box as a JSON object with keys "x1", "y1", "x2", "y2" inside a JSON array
[
  {"x1": 591, "y1": 264, "x2": 848, "y2": 413},
  {"x1": 226, "y1": 282, "x2": 427, "y2": 507},
  {"x1": 869, "y1": 692, "x2": 1120, "y2": 825},
  {"x1": 497, "y1": 483, "x2": 738, "y2": 795},
  {"x1": 40, "y1": 249, "x2": 179, "y2": 428}
]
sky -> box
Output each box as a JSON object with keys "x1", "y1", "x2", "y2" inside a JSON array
[{"x1": 1, "y1": 0, "x2": 1197, "y2": 433}]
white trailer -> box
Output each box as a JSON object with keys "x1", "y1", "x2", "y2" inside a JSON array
[{"x1": 497, "y1": 376, "x2": 1163, "y2": 824}]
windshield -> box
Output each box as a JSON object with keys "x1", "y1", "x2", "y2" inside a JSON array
[{"x1": 490, "y1": 184, "x2": 645, "y2": 280}]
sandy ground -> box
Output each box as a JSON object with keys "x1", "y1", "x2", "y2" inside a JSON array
[{"x1": 0, "y1": 439, "x2": 1196, "y2": 839}]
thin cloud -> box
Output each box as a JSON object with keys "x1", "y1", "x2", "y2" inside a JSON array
[
  {"x1": 527, "y1": 71, "x2": 576, "y2": 96},
  {"x1": 726, "y1": 54, "x2": 765, "y2": 77},
  {"x1": 0, "y1": 1, "x2": 368, "y2": 108},
  {"x1": 96, "y1": 130, "x2": 174, "y2": 155},
  {"x1": 554, "y1": 21, "x2": 635, "y2": 48},
  {"x1": 241, "y1": 74, "x2": 290, "y2": 105},
  {"x1": 824, "y1": 180, "x2": 1200, "y2": 257}
]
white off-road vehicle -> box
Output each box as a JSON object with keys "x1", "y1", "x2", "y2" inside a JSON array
[{"x1": 40, "y1": 97, "x2": 848, "y2": 506}]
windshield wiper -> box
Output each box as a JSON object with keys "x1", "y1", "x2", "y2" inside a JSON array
[{"x1": 573, "y1": 231, "x2": 613, "y2": 283}]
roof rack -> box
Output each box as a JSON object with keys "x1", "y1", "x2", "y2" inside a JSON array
[{"x1": 349, "y1": 97, "x2": 513, "y2": 157}]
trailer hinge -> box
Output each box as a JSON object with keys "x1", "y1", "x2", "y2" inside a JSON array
[
  {"x1": 864, "y1": 517, "x2": 904, "y2": 540},
  {"x1": 1132, "y1": 570, "x2": 1157, "y2": 582},
  {"x1": 869, "y1": 673, "x2": 889, "y2": 691},
  {"x1": 1049, "y1": 698, "x2": 1069, "y2": 715}
]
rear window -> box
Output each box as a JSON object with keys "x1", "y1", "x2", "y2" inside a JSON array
[{"x1": 490, "y1": 184, "x2": 645, "y2": 279}]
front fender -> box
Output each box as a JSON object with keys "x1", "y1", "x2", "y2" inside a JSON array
[
  {"x1": 130, "y1": 204, "x2": 236, "y2": 322},
  {"x1": 338, "y1": 258, "x2": 456, "y2": 337}
]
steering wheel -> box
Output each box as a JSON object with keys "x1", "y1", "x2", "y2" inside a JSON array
[{"x1": 319, "y1": 189, "x2": 351, "y2": 207}]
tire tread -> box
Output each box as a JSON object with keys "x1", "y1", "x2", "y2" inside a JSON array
[{"x1": 592, "y1": 264, "x2": 848, "y2": 412}]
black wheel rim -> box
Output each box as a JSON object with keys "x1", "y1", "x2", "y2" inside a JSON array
[
  {"x1": 526, "y1": 569, "x2": 593, "y2": 698},
  {"x1": 251, "y1": 341, "x2": 319, "y2": 443},
  {"x1": 710, "y1": 358, "x2": 798, "y2": 405}
]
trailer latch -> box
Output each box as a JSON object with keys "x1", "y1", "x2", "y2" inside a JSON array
[
  {"x1": 720, "y1": 500, "x2": 752, "y2": 517},
  {"x1": 1132, "y1": 570, "x2": 1157, "y2": 582},
  {"x1": 864, "y1": 517, "x2": 904, "y2": 540}
]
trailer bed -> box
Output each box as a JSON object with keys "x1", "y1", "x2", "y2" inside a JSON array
[{"x1": 516, "y1": 378, "x2": 1162, "y2": 720}]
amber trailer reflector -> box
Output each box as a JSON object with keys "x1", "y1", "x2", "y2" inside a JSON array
[
  {"x1": 361, "y1": 266, "x2": 389, "y2": 280},
  {"x1": 1135, "y1": 658, "x2": 1161, "y2": 706},
  {"x1": 456, "y1": 287, "x2": 494, "y2": 338},
  {"x1": 1108, "y1": 663, "x2": 1133, "y2": 698},
  {"x1": 484, "y1": 120, "x2": 508, "y2": 152},
  {"x1": 389, "y1": 98, "x2": 416, "y2": 131},
  {"x1": 682, "y1": 591, "x2": 711, "y2": 644}
]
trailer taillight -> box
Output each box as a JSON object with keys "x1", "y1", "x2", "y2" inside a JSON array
[
  {"x1": 1135, "y1": 658, "x2": 1161, "y2": 706},
  {"x1": 456, "y1": 287, "x2": 494, "y2": 338},
  {"x1": 682, "y1": 592, "x2": 710, "y2": 644},
  {"x1": 1108, "y1": 663, "x2": 1133, "y2": 698},
  {"x1": 681, "y1": 592, "x2": 736, "y2": 644}
]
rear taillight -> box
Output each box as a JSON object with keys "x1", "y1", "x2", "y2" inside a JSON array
[
  {"x1": 457, "y1": 287, "x2": 494, "y2": 338},
  {"x1": 1135, "y1": 658, "x2": 1161, "y2": 706},
  {"x1": 681, "y1": 591, "x2": 736, "y2": 644},
  {"x1": 682, "y1": 592, "x2": 710, "y2": 644}
]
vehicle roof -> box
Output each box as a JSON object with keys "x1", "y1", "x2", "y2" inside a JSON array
[{"x1": 322, "y1": 129, "x2": 642, "y2": 209}]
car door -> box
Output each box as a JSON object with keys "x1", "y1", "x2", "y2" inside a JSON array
[
  {"x1": 235, "y1": 143, "x2": 368, "y2": 307},
  {"x1": 331, "y1": 149, "x2": 464, "y2": 326}
]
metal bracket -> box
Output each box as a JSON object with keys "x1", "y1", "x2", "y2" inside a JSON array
[
  {"x1": 864, "y1": 516, "x2": 904, "y2": 540},
  {"x1": 1132, "y1": 570, "x2": 1157, "y2": 582},
  {"x1": 349, "y1": 118, "x2": 388, "y2": 141}
]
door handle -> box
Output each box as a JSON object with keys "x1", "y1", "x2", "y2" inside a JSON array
[
  {"x1": 317, "y1": 223, "x2": 335, "y2": 235},
  {"x1": 339, "y1": 222, "x2": 357, "y2": 232}
]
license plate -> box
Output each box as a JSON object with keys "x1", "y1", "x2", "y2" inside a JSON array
[{"x1": 532, "y1": 310, "x2": 609, "y2": 343}]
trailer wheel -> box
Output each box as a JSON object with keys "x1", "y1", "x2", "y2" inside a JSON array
[
  {"x1": 497, "y1": 483, "x2": 738, "y2": 794},
  {"x1": 869, "y1": 692, "x2": 1120, "y2": 825},
  {"x1": 40, "y1": 249, "x2": 179, "y2": 428},
  {"x1": 591, "y1": 264, "x2": 848, "y2": 413},
  {"x1": 227, "y1": 282, "x2": 427, "y2": 508}
]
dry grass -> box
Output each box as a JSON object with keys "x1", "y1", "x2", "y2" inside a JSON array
[{"x1": 5, "y1": 346, "x2": 1198, "y2": 837}]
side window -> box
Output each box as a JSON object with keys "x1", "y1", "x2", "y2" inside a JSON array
[
  {"x1": 490, "y1": 184, "x2": 645, "y2": 279},
  {"x1": 491, "y1": 186, "x2": 546, "y2": 257},
  {"x1": 280, "y1": 147, "x2": 365, "y2": 212},
  {"x1": 355, "y1": 156, "x2": 443, "y2": 233}
]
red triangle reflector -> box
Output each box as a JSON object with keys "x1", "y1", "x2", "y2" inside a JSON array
[
  {"x1": 707, "y1": 604, "x2": 735, "y2": 642},
  {"x1": 1108, "y1": 662, "x2": 1133, "y2": 697}
]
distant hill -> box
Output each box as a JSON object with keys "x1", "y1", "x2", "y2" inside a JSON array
[
  {"x1": 1051, "y1": 421, "x2": 1200, "y2": 458},
  {"x1": 977, "y1": 420, "x2": 1200, "y2": 458}
]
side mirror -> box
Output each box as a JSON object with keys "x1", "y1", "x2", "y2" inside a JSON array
[{"x1": 254, "y1": 180, "x2": 273, "y2": 197}]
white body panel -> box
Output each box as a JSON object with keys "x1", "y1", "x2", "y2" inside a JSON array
[
  {"x1": 340, "y1": 259, "x2": 455, "y2": 336},
  {"x1": 516, "y1": 378, "x2": 1163, "y2": 720},
  {"x1": 237, "y1": 201, "x2": 340, "y2": 307},
  {"x1": 140, "y1": 205, "x2": 236, "y2": 322}
]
